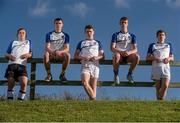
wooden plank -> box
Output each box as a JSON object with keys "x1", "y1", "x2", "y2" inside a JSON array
[
  {"x1": 0, "y1": 57, "x2": 180, "y2": 66},
  {"x1": 1, "y1": 80, "x2": 180, "y2": 88}
]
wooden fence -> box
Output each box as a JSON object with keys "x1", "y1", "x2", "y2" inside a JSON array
[{"x1": 0, "y1": 57, "x2": 180, "y2": 100}]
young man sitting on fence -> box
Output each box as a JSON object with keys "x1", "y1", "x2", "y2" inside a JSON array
[
  {"x1": 74, "y1": 25, "x2": 104, "y2": 100},
  {"x1": 44, "y1": 18, "x2": 70, "y2": 82},
  {"x1": 110, "y1": 17, "x2": 140, "y2": 84},
  {"x1": 146, "y1": 30, "x2": 174, "y2": 100},
  {"x1": 4, "y1": 27, "x2": 32, "y2": 100}
]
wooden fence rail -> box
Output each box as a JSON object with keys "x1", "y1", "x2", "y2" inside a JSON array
[{"x1": 0, "y1": 57, "x2": 180, "y2": 100}]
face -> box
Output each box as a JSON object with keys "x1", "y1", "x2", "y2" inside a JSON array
[
  {"x1": 18, "y1": 29, "x2": 26, "y2": 41},
  {"x1": 120, "y1": 19, "x2": 128, "y2": 29},
  {"x1": 55, "y1": 20, "x2": 63, "y2": 31},
  {"x1": 85, "y1": 28, "x2": 94, "y2": 39},
  {"x1": 157, "y1": 32, "x2": 166, "y2": 43}
]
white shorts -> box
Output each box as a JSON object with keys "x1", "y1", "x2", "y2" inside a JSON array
[
  {"x1": 81, "y1": 64, "x2": 99, "y2": 79},
  {"x1": 151, "y1": 65, "x2": 170, "y2": 81}
]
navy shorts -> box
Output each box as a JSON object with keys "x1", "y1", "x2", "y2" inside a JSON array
[{"x1": 4, "y1": 64, "x2": 28, "y2": 81}]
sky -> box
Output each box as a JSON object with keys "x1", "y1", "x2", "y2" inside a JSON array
[{"x1": 0, "y1": 0, "x2": 180, "y2": 100}]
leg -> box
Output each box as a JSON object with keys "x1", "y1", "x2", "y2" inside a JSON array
[
  {"x1": 18, "y1": 76, "x2": 28, "y2": 100},
  {"x1": 126, "y1": 53, "x2": 140, "y2": 74},
  {"x1": 113, "y1": 53, "x2": 121, "y2": 75},
  {"x1": 112, "y1": 53, "x2": 121, "y2": 84},
  {"x1": 81, "y1": 73, "x2": 94, "y2": 99},
  {"x1": 43, "y1": 51, "x2": 52, "y2": 81},
  {"x1": 90, "y1": 77, "x2": 98, "y2": 100},
  {"x1": 60, "y1": 52, "x2": 70, "y2": 78},
  {"x1": 126, "y1": 53, "x2": 140, "y2": 83},
  {"x1": 56, "y1": 52, "x2": 70, "y2": 81},
  {"x1": 159, "y1": 78, "x2": 170, "y2": 100},
  {"x1": 155, "y1": 80, "x2": 162, "y2": 100},
  {"x1": 7, "y1": 77, "x2": 15, "y2": 99}
]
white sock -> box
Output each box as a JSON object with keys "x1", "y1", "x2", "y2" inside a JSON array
[{"x1": 18, "y1": 90, "x2": 26, "y2": 100}]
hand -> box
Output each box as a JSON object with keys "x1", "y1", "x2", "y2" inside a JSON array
[
  {"x1": 89, "y1": 56, "x2": 98, "y2": 62},
  {"x1": 9, "y1": 55, "x2": 16, "y2": 61},
  {"x1": 120, "y1": 51, "x2": 129, "y2": 57},
  {"x1": 20, "y1": 53, "x2": 30, "y2": 59},
  {"x1": 163, "y1": 58, "x2": 169, "y2": 64}
]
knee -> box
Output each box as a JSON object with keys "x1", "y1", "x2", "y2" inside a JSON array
[
  {"x1": 44, "y1": 52, "x2": 49, "y2": 59},
  {"x1": 82, "y1": 81, "x2": 89, "y2": 87},
  {"x1": 113, "y1": 53, "x2": 120, "y2": 63},
  {"x1": 130, "y1": 53, "x2": 140, "y2": 63},
  {"x1": 64, "y1": 52, "x2": 70, "y2": 59}
]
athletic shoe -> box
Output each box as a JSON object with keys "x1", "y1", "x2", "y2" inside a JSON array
[
  {"x1": 114, "y1": 75, "x2": 120, "y2": 84},
  {"x1": 45, "y1": 74, "x2": 52, "y2": 82},
  {"x1": 127, "y1": 74, "x2": 134, "y2": 83},
  {"x1": 59, "y1": 74, "x2": 67, "y2": 82}
]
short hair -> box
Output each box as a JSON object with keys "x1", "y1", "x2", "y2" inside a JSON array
[
  {"x1": 84, "y1": 24, "x2": 94, "y2": 31},
  {"x1": 156, "y1": 29, "x2": 166, "y2": 37},
  {"x1": 120, "y1": 16, "x2": 128, "y2": 22},
  {"x1": 54, "y1": 17, "x2": 64, "y2": 24},
  {"x1": 17, "y1": 27, "x2": 27, "y2": 38}
]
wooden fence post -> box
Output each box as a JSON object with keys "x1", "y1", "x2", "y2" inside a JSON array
[{"x1": 30, "y1": 62, "x2": 36, "y2": 100}]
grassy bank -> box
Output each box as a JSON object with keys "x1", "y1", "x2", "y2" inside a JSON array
[{"x1": 0, "y1": 100, "x2": 180, "y2": 122}]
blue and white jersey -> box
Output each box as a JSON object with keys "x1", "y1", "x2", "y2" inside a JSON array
[
  {"x1": 147, "y1": 42, "x2": 173, "y2": 66},
  {"x1": 7, "y1": 40, "x2": 32, "y2": 66},
  {"x1": 46, "y1": 31, "x2": 69, "y2": 51},
  {"x1": 111, "y1": 31, "x2": 136, "y2": 51},
  {"x1": 76, "y1": 39, "x2": 104, "y2": 65}
]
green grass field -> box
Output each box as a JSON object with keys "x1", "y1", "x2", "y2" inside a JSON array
[{"x1": 0, "y1": 100, "x2": 180, "y2": 122}]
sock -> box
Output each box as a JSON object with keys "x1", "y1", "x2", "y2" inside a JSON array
[
  {"x1": 18, "y1": 90, "x2": 26, "y2": 100},
  {"x1": 113, "y1": 69, "x2": 119, "y2": 76},
  {"x1": 61, "y1": 69, "x2": 66, "y2": 76},
  {"x1": 128, "y1": 71, "x2": 132, "y2": 75},
  {"x1": 7, "y1": 90, "x2": 14, "y2": 99},
  {"x1": 47, "y1": 69, "x2": 51, "y2": 75}
]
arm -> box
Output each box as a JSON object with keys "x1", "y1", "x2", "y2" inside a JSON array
[
  {"x1": 110, "y1": 43, "x2": 121, "y2": 54},
  {"x1": 5, "y1": 54, "x2": 16, "y2": 61},
  {"x1": 20, "y1": 52, "x2": 32, "y2": 59},
  {"x1": 127, "y1": 44, "x2": 138, "y2": 55},
  {"x1": 89, "y1": 50, "x2": 105, "y2": 61},
  {"x1": 164, "y1": 54, "x2": 174, "y2": 64},
  {"x1": 45, "y1": 42, "x2": 54, "y2": 54}
]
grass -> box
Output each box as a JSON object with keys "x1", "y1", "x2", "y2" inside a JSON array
[{"x1": 0, "y1": 100, "x2": 180, "y2": 122}]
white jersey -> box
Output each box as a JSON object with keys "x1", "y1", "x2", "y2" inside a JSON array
[
  {"x1": 7, "y1": 40, "x2": 32, "y2": 66},
  {"x1": 46, "y1": 31, "x2": 69, "y2": 51},
  {"x1": 111, "y1": 31, "x2": 137, "y2": 51},
  {"x1": 76, "y1": 39, "x2": 104, "y2": 66},
  {"x1": 147, "y1": 42, "x2": 173, "y2": 67}
]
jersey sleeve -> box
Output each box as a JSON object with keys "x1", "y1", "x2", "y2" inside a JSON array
[
  {"x1": 111, "y1": 33, "x2": 117, "y2": 43},
  {"x1": 147, "y1": 43, "x2": 154, "y2": 55},
  {"x1": 168, "y1": 43, "x2": 173, "y2": 55},
  {"x1": 76, "y1": 41, "x2": 81, "y2": 51},
  {"x1": 64, "y1": 33, "x2": 70, "y2": 44},
  {"x1": 131, "y1": 33, "x2": 137, "y2": 44},
  {"x1": 6, "y1": 41, "x2": 13, "y2": 54},
  {"x1": 29, "y1": 40, "x2": 32, "y2": 53},
  {"x1": 45, "y1": 32, "x2": 51, "y2": 43}
]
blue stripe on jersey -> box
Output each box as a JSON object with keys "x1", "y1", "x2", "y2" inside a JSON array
[
  {"x1": 6, "y1": 41, "x2": 14, "y2": 54},
  {"x1": 167, "y1": 42, "x2": 173, "y2": 55},
  {"x1": 45, "y1": 31, "x2": 70, "y2": 44},
  {"x1": 29, "y1": 40, "x2": 32, "y2": 52},
  {"x1": 147, "y1": 43, "x2": 155, "y2": 54},
  {"x1": 147, "y1": 42, "x2": 173, "y2": 55}
]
